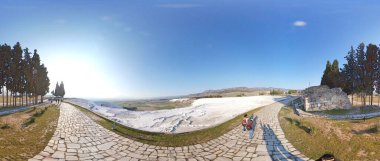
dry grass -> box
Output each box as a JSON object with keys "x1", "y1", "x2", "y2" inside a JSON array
[
  {"x1": 279, "y1": 107, "x2": 380, "y2": 160},
  {"x1": 349, "y1": 95, "x2": 380, "y2": 106},
  {"x1": 0, "y1": 104, "x2": 59, "y2": 160}
]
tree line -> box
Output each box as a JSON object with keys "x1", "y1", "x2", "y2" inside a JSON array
[
  {"x1": 0, "y1": 42, "x2": 50, "y2": 107},
  {"x1": 51, "y1": 81, "x2": 65, "y2": 97},
  {"x1": 321, "y1": 42, "x2": 380, "y2": 106}
]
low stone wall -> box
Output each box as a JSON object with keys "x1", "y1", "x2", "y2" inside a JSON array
[{"x1": 294, "y1": 108, "x2": 380, "y2": 120}]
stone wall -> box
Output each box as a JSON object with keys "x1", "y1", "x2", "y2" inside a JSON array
[{"x1": 302, "y1": 85, "x2": 352, "y2": 111}]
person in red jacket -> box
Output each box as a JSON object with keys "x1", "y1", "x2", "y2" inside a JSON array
[{"x1": 242, "y1": 114, "x2": 248, "y2": 131}]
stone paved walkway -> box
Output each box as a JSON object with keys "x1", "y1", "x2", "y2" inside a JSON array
[{"x1": 29, "y1": 101, "x2": 311, "y2": 161}]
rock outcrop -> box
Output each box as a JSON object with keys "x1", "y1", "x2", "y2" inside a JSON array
[{"x1": 302, "y1": 85, "x2": 352, "y2": 111}]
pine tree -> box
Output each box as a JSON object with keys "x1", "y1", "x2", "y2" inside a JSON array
[
  {"x1": 364, "y1": 44, "x2": 378, "y2": 105},
  {"x1": 377, "y1": 45, "x2": 380, "y2": 105},
  {"x1": 3, "y1": 44, "x2": 12, "y2": 107},
  {"x1": 355, "y1": 43, "x2": 366, "y2": 105},
  {"x1": 54, "y1": 82, "x2": 59, "y2": 97},
  {"x1": 330, "y1": 59, "x2": 340, "y2": 88},
  {"x1": 36, "y1": 64, "x2": 49, "y2": 103},
  {"x1": 0, "y1": 44, "x2": 6, "y2": 107},
  {"x1": 59, "y1": 81, "x2": 65, "y2": 97},
  {"x1": 12, "y1": 42, "x2": 23, "y2": 106},
  {"x1": 341, "y1": 46, "x2": 357, "y2": 103},
  {"x1": 31, "y1": 49, "x2": 41, "y2": 104},
  {"x1": 321, "y1": 61, "x2": 332, "y2": 86},
  {"x1": 23, "y1": 48, "x2": 33, "y2": 105}
]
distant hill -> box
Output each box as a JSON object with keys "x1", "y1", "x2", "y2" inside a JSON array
[{"x1": 186, "y1": 87, "x2": 293, "y2": 98}]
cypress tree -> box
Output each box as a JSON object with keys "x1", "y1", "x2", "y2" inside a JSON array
[
  {"x1": 330, "y1": 59, "x2": 340, "y2": 88},
  {"x1": 55, "y1": 82, "x2": 60, "y2": 97},
  {"x1": 342, "y1": 46, "x2": 357, "y2": 103},
  {"x1": 59, "y1": 81, "x2": 65, "y2": 97},
  {"x1": 0, "y1": 45, "x2": 5, "y2": 107},
  {"x1": 364, "y1": 44, "x2": 378, "y2": 105},
  {"x1": 31, "y1": 49, "x2": 41, "y2": 104},
  {"x1": 3, "y1": 44, "x2": 12, "y2": 107},
  {"x1": 321, "y1": 61, "x2": 332, "y2": 86}
]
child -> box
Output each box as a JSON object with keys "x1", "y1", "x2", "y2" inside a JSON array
[{"x1": 242, "y1": 114, "x2": 248, "y2": 131}]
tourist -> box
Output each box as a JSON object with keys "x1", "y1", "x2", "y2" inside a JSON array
[
  {"x1": 246, "y1": 115, "x2": 254, "y2": 140},
  {"x1": 316, "y1": 153, "x2": 339, "y2": 161},
  {"x1": 242, "y1": 114, "x2": 248, "y2": 131}
]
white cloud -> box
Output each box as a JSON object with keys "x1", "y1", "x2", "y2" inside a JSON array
[
  {"x1": 156, "y1": 4, "x2": 201, "y2": 9},
  {"x1": 293, "y1": 20, "x2": 307, "y2": 27}
]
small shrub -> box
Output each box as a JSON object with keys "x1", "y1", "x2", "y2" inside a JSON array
[
  {"x1": 366, "y1": 124, "x2": 380, "y2": 133},
  {"x1": 25, "y1": 107, "x2": 36, "y2": 113},
  {"x1": 270, "y1": 90, "x2": 283, "y2": 95},
  {"x1": 0, "y1": 123, "x2": 10, "y2": 129},
  {"x1": 33, "y1": 109, "x2": 44, "y2": 117},
  {"x1": 237, "y1": 93, "x2": 245, "y2": 97},
  {"x1": 22, "y1": 117, "x2": 35, "y2": 128},
  {"x1": 123, "y1": 107, "x2": 137, "y2": 111},
  {"x1": 288, "y1": 90, "x2": 298, "y2": 94},
  {"x1": 32, "y1": 107, "x2": 48, "y2": 117}
]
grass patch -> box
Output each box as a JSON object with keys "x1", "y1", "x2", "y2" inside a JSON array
[
  {"x1": 70, "y1": 102, "x2": 264, "y2": 147},
  {"x1": 22, "y1": 106, "x2": 48, "y2": 128},
  {"x1": 284, "y1": 117, "x2": 313, "y2": 134},
  {"x1": 279, "y1": 106, "x2": 380, "y2": 160},
  {"x1": 0, "y1": 105, "x2": 59, "y2": 160},
  {"x1": 318, "y1": 109, "x2": 351, "y2": 115}
]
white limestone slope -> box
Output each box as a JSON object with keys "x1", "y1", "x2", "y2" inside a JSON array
[{"x1": 67, "y1": 96, "x2": 289, "y2": 133}]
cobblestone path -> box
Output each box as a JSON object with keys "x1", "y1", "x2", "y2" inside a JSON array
[{"x1": 29, "y1": 101, "x2": 311, "y2": 161}]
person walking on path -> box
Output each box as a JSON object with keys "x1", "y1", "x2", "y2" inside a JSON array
[
  {"x1": 242, "y1": 114, "x2": 248, "y2": 131},
  {"x1": 246, "y1": 115, "x2": 255, "y2": 140}
]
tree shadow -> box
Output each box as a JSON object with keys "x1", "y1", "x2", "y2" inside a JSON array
[
  {"x1": 352, "y1": 124, "x2": 380, "y2": 134},
  {"x1": 261, "y1": 124, "x2": 304, "y2": 160},
  {"x1": 284, "y1": 117, "x2": 313, "y2": 134}
]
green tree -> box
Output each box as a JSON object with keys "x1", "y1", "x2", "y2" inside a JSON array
[
  {"x1": 3, "y1": 44, "x2": 12, "y2": 107},
  {"x1": 23, "y1": 48, "x2": 33, "y2": 105},
  {"x1": 341, "y1": 46, "x2": 357, "y2": 103},
  {"x1": 0, "y1": 44, "x2": 6, "y2": 107},
  {"x1": 12, "y1": 42, "x2": 24, "y2": 106},
  {"x1": 31, "y1": 49, "x2": 41, "y2": 104},
  {"x1": 364, "y1": 44, "x2": 378, "y2": 105},
  {"x1": 59, "y1": 81, "x2": 65, "y2": 97},
  {"x1": 55, "y1": 82, "x2": 60, "y2": 97},
  {"x1": 36, "y1": 64, "x2": 49, "y2": 103},
  {"x1": 330, "y1": 59, "x2": 340, "y2": 88},
  {"x1": 355, "y1": 43, "x2": 366, "y2": 105},
  {"x1": 321, "y1": 61, "x2": 332, "y2": 86}
]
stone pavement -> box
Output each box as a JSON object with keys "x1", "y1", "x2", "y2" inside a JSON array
[{"x1": 29, "y1": 101, "x2": 311, "y2": 161}]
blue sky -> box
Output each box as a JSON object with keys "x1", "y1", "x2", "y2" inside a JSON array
[{"x1": 1, "y1": 0, "x2": 380, "y2": 99}]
